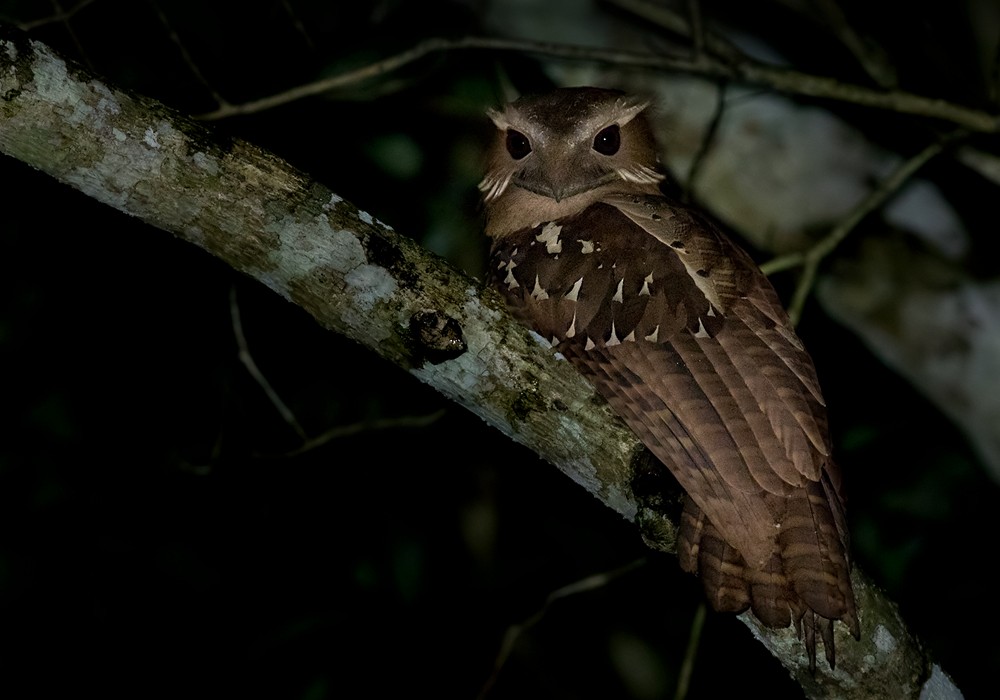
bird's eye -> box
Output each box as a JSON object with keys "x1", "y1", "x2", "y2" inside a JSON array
[
  {"x1": 593, "y1": 124, "x2": 621, "y2": 155},
  {"x1": 505, "y1": 129, "x2": 532, "y2": 160}
]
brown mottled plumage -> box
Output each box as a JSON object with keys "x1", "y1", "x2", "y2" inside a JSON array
[{"x1": 480, "y1": 87, "x2": 859, "y2": 669}]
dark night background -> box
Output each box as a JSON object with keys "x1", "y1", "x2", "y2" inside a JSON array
[{"x1": 1, "y1": 1, "x2": 997, "y2": 697}]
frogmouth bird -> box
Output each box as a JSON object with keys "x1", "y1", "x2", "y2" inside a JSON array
[{"x1": 480, "y1": 87, "x2": 859, "y2": 669}]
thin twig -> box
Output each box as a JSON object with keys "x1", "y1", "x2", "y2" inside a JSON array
[
  {"x1": 5, "y1": 0, "x2": 97, "y2": 30},
  {"x1": 957, "y1": 145, "x2": 1000, "y2": 187},
  {"x1": 760, "y1": 130, "x2": 964, "y2": 324},
  {"x1": 230, "y1": 286, "x2": 446, "y2": 458},
  {"x1": 683, "y1": 81, "x2": 727, "y2": 199},
  {"x1": 477, "y1": 559, "x2": 647, "y2": 700},
  {"x1": 149, "y1": 0, "x2": 229, "y2": 108},
  {"x1": 197, "y1": 39, "x2": 453, "y2": 120},
  {"x1": 229, "y1": 285, "x2": 308, "y2": 440},
  {"x1": 989, "y1": 30, "x2": 1000, "y2": 108},
  {"x1": 810, "y1": 0, "x2": 897, "y2": 88},
  {"x1": 269, "y1": 410, "x2": 447, "y2": 458},
  {"x1": 685, "y1": 0, "x2": 704, "y2": 59},
  {"x1": 674, "y1": 603, "x2": 706, "y2": 700},
  {"x1": 604, "y1": 0, "x2": 745, "y2": 64},
  {"x1": 45, "y1": 0, "x2": 92, "y2": 70},
  {"x1": 196, "y1": 36, "x2": 1000, "y2": 132},
  {"x1": 280, "y1": 0, "x2": 316, "y2": 54}
]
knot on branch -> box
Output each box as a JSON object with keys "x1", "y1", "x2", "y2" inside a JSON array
[{"x1": 409, "y1": 309, "x2": 467, "y2": 365}]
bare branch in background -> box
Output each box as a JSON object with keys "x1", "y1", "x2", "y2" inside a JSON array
[
  {"x1": 684, "y1": 0, "x2": 705, "y2": 59},
  {"x1": 682, "y1": 80, "x2": 727, "y2": 201},
  {"x1": 604, "y1": 0, "x2": 746, "y2": 63},
  {"x1": 231, "y1": 284, "x2": 446, "y2": 457},
  {"x1": 760, "y1": 131, "x2": 962, "y2": 325},
  {"x1": 674, "y1": 603, "x2": 706, "y2": 700},
  {"x1": 43, "y1": 0, "x2": 92, "y2": 69},
  {"x1": 149, "y1": 0, "x2": 230, "y2": 108},
  {"x1": 808, "y1": 0, "x2": 897, "y2": 87},
  {"x1": 229, "y1": 285, "x2": 308, "y2": 441},
  {"x1": 2, "y1": 0, "x2": 97, "y2": 30},
  {"x1": 195, "y1": 35, "x2": 1000, "y2": 132},
  {"x1": 477, "y1": 559, "x2": 647, "y2": 700},
  {"x1": 280, "y1": 0, "x2": 316, "y2": 54},
  {"x1": 272, "y1": 410, "x2": 446, "y2": 459}
]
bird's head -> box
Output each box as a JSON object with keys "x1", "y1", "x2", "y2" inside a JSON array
[{"x1": 480, "y1": 87, "x2": 664, "y2": 205}]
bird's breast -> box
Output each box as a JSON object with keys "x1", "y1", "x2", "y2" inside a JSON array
[{"x1": 489, "y1": 201, "x2": 725, "y2": 352}]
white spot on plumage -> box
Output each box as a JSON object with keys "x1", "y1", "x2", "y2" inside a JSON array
[
  {"x1": 585, "y1": 337, "x2": 596, "y2": 351},
  {"x1": 566, "y1": 310, "x2": 577, "y2": 338},
  {"x1": 645, "y1": 325, "x2": 660, "y2": 342},
  {"x1": 612, "y1": 279, "x2": 624, "y2": 303},
  {"x1": 707, "y1": 305, "x2": 717, "y2": 317},
  {"x1": 640, "y1": 273, "x2": 653, "y2": 296},
  {"x1": 565, "y1": 277, "x2": 583, "y2": 302},
  {"x1": 681, "y1": 263, "x2": 723, "y2": 311},
  {"x1": 530, "y1": 275, "x2": 549, "y2": 300},
  {"x1": 579, "y1": 240, "x2": 594, "y2": 254},
  {"x1": 606, "y1": 323, "x2": 621, "y2": 347},
  {"x1": 624, "y1": 330, "x2": 636, "y2": 342},
  {"x1": 694, "y1": 318, "x2": 710, "y2": 338},
  {"x1": 537, "y1": 222, "x2": 563, "y2": 254},
  {"x1": 504, "y1": 261, "x2": 519, "y2": 289}
]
